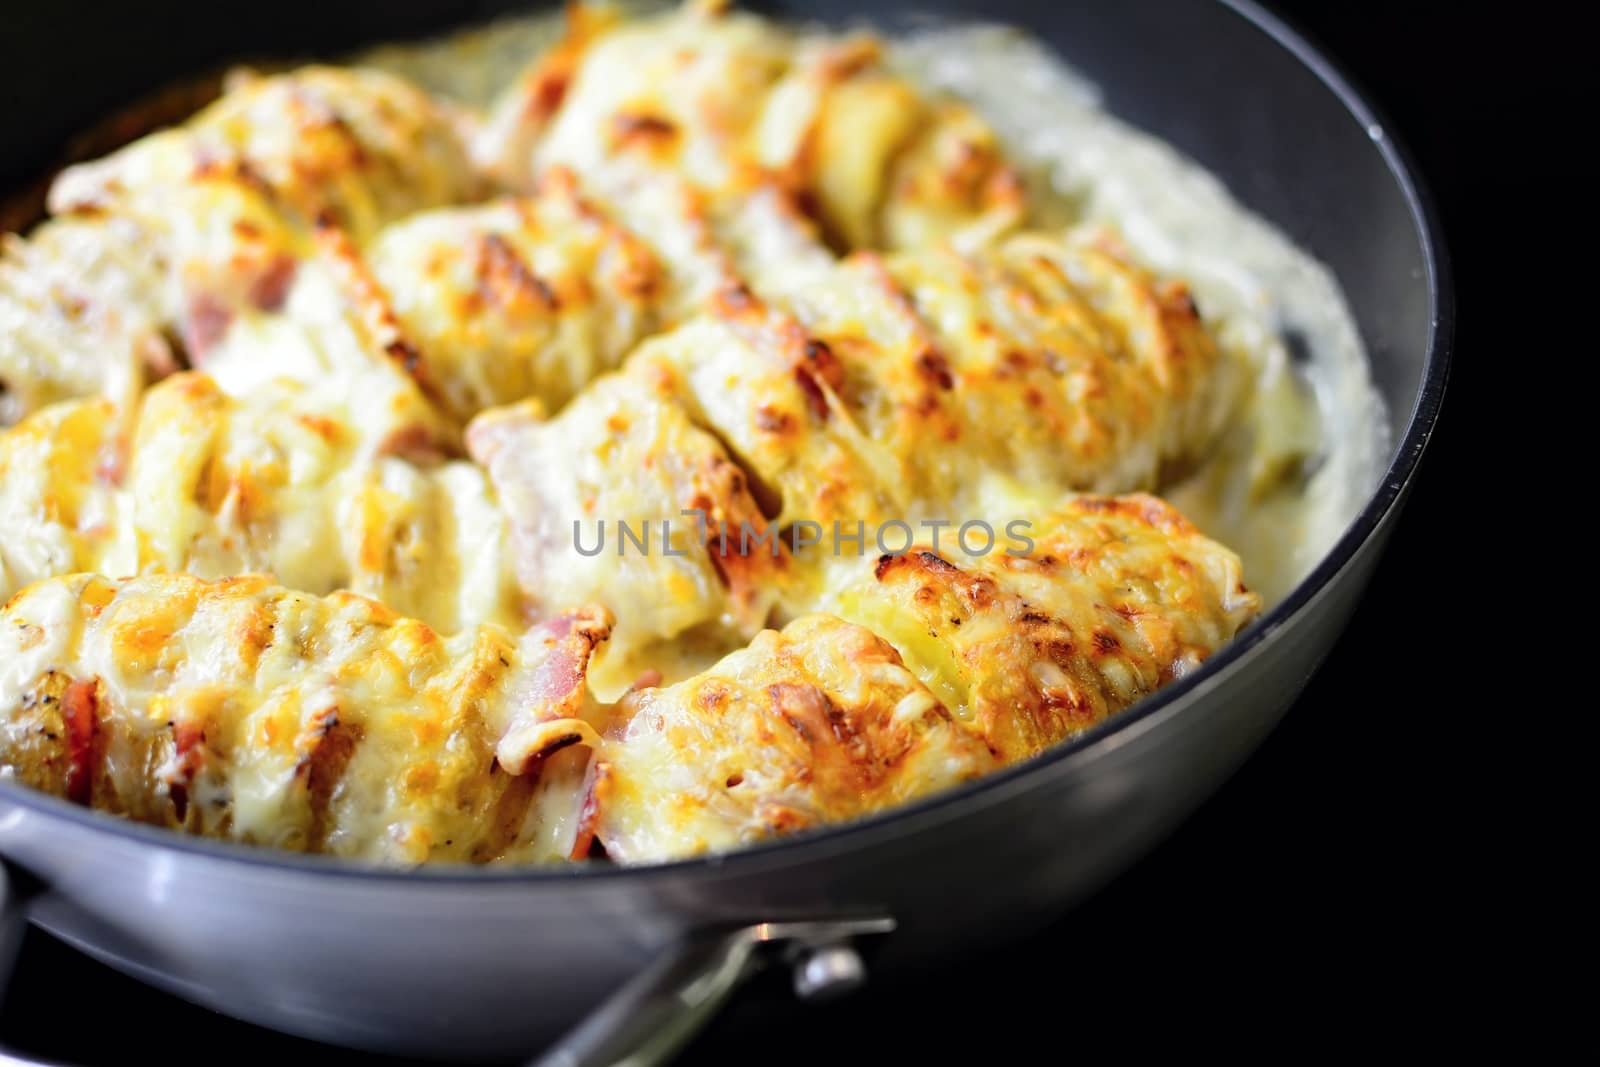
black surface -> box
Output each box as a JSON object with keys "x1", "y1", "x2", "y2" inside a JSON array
[{"x1": 0, "y1": 0, "x2": 1520, "y2": 1060}]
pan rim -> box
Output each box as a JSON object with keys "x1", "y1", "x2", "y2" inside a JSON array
[{"x1": 0, "y1": 0, "x2": 1454, "y2": 887}]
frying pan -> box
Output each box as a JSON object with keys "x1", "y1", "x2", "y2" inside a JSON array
[{"x1": 0, "y1": 0, "x2": 1452, "y2": 1062}]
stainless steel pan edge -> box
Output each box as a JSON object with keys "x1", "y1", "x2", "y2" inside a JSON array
[{"x1": 0, "y1": 0, "x2": 1452, "y2": 1059}]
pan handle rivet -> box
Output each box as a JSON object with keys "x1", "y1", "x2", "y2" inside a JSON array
[{"x1": 792, "y1": 943, "x2": 867, "y2": 1001}]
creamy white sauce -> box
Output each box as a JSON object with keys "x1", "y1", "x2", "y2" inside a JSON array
[
  {"x1": 885, "y1": 23, "x2": 1388, "y2": 604},
  {"x1": 357, "y1": 7, "x2": 1387, "y2": 607}
]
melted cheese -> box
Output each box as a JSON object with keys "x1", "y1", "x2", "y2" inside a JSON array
[
  {"x1": 597, "y1": 494, "x2": 1257, "y2": 861},
  {"x1": 0, "y1": 0, "x2": 1383, "y2": 865},
  {"x1": 49, "y1": 66, "x2": 481, "y2": 243},
  {"x1": 0, "y1": 372, "x2": 521, "y2": 635},
  {"x1": 2, "y1": 66, "x2": 481, "y2": 433},
  {"x1": 367, "y1": 172, "x2": 667, "y2": 421},
  {"x1": 467, "y1": 374, "x2": 787, "y2": 696},
  {"x1": 827, "y1": 495, "x2": 1258, "y2": 761},
  {"x1": 596, "y1": 614, "x2": 996, "y2": 861},
  {"x1": 0, "y1": 399, "x2": 133, "y2": 601},
  {"x1": 0, "y1": 216, "x2": 167, "y2": 426},
  {"x1": 481, "y1": 1, "x2": 1023, "y2": 255},
  {"x1": 0, "y1": 574, "x2": 606, "y2": 864}
]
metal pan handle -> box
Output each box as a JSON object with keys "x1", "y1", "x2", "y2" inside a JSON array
[
  {"x1": 2, "y1": 858, "x2": 891, "y2": 1067},
  {"x1": 530, "y1": 916, "x2": 895, "y2": 1067}
]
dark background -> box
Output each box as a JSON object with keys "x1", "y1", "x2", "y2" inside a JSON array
[{"x1": 0, "y1": 0, "x2": 1528, "y2": 1060}]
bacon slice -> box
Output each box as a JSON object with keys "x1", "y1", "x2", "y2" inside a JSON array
[{"x1": 495, "y1": 607, "x2": 612, "y2": 775}]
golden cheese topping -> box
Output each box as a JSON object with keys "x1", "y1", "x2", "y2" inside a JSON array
[
  {"x1": 0, "y1": 1, "x2": 1280, "y2": 866},
  {"x1": 481, "y1": 1, "x2": 1024, "y2": 252},
  {"x1": 595, "y1": 494, "x2": 1256, "y2": 862},
  {"x1": 0, "y1": 216, "x2": 169, "y2": 426},
  {"x1": 459, "y1": 217, "x2": 1238, "y2": 692},
  {"x1": 0, "y1": 574, "x2": 607, "y2": 863},
  {"x1": 48, "y1": 65, "x2": 481, "y2": 243},
  {"x1": 467, "y1": 373, "x2": 788, "y2": 696},
  {"x1": 181, "y1": 218, "x2": 462, "y2": 459},
  {"x1": 129, "y1": 372, "x2": 519, "y2": 633},
  {"x1": 631, "y1": 225, "x2": 1235, "y2": 536},
  {"x1": 0, "y1": 487, "x2": 1258, "y2": 865},
  {"x1": 363, "y1": 162, "x2": 840, "y2": 423},
  {"x1": 827, "y1": 495, "x2": 1260, "y2": 762},
  {"x1": 595, "y1": 613, "x2": 998, "y2": 862},
  {"x1": 367, "y1": 168, "x2": 667, "y2": 421},
  {"x1": 0, "y1": 373, "x2": 521, "y2": 635},
  {"x1": 0, "y1": 398, "x2": 133, "y2": 601},
  {"x1": 1, "y1": 66, "x2": 482, "y2": 434}
]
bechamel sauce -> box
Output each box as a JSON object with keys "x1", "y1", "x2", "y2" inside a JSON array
[{"x1": 356, "y1": 8, "x2": 1387, "y2": 607}]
